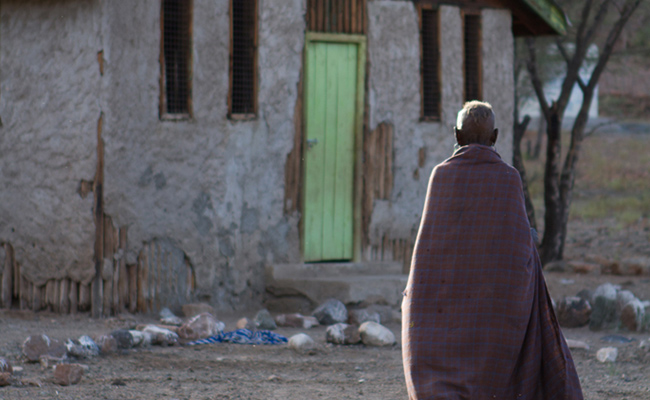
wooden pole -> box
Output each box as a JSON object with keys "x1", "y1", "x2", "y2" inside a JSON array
[
  {"x1": 92, "y1": 112, "x2": 105, "y2": 318},
  {"x1": 69, "y1": 281, "x2": 78, "y2": 314},
  {"x1": 1, "y1": 243, "x2": 12, "y2": 309}
]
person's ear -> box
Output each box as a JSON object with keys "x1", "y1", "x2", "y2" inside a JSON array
[
  {"x1": 491, "y1": 128, "x2": 499, "y2": 146},
  {"x1": 454, "y1": 127, "x2": 465, "y2": 146}
]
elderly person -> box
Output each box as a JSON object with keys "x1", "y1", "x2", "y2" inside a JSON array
[{"x1": 402, "y1": 101, "x2": 583, "y2": 399}]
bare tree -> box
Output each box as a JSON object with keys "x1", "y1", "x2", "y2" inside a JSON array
[{"x1": 525, "y1": 0, "x2": 642, "y2": 264}]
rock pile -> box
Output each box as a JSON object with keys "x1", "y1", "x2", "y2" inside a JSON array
[{"x1": 556, "y1": 283, "x2": 649, "y2": 332}]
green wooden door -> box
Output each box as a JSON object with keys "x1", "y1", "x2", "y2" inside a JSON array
[{"x1": 303, "y1": 40, "x2": 360, "y2": 262}]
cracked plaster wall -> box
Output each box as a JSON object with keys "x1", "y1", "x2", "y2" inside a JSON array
[
  {"x1": 0, "y1": 1, "x2": 99, "y2": 285},
  {"x1": 367, "y1": 1, "x2": 514, "y2": 247},
  {"x1": 0, "y1": 0, "x2": 305, "y2": 310}
]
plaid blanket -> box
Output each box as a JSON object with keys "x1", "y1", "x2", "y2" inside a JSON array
[
  {"x1": 185, "y1": 329, "x2": 288, "y2": 346},
  {"x1": 402, "y1": 145, "x2": 583, "y2": 399}
]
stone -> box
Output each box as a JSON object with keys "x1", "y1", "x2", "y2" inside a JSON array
[
  {"x1": 348, "y1": 309, "x2": 381, "y2": 326},
  {"x1": 95, "y1": 335, "x2": 118, "y2": 354},
  {"x1": 576, "y1": 289, "x2": 593, "y2": 302},
  {"x1": 586, "y1": 255, "x2": 619, "y2": 274},
  {"x1": 275, "y1": 313, "x2": 319, "y2": 329},
  {"x1": 359, "y1": 322, "x2": 395, "y2": 347},
  {"x1": 0, "y1": 372, "x2": 11, "y2": 387},
  {"x1": 568, "y1": 261, "x2": 600, "y2": 275},
  {"x1": 65, "y1": 335, "x2": 99, "y2": 359},
  {"x1": 178, "y1": 313, "x2": 225, "y2": 341},
  {"x1": 182, "y1": 303, "x2": 215, "y2": 318},
  {"x1": 0, "y1": 357, "x2": 12, "y2": 373},
  {"x1": 39, "y1": 354, "x2": 65, "y2": 369},
  {"x1": 141, "y1": 325, "x2": 178, "y2": 346},
  {"x1": 621, "y1": 257, "x2": 650, "y2": 276},
  {"x1": 639, "y1": 339, "x2": 650, "y2": 351},
  {"x1": 366, "y1": 304, "x2": 398, "y2": 324},
  {"x1": 22, "y1": 335, "x2": 66, "y2": 363},
  {"x1": 590, "y1": 283, "x2": 620, "y2": 331},
  {"x1": 565, "y1": 339, "x2": 589, "y2": 350},
  {"x1": 543, "y1": 260, "x2": 568, "y2": 272},
  {"x1": 326, "y1": 323, "x2": 360, "y2": 345},
  {"x1": 129, "y1": 330, "x2": 151, "y2": 347},
  {"x1": 236, "y1": 317, "x2": 256, "y2": 330},
  {"x1": 288, "y1": 333, "x2": 316, "y2": 353},
  {"x1": 616, "y1": 290, "x2": 638, "y2": 311},
  {"x1": 159, "y1": 307, "x2": 183, "y2": 326},
  {"x1": 556, "y1": 297, "x2": 591, "y2": 328},
  {"x1": 110, "y1": 329, "x2": 135, "y2": 349},
  {"x1": 254, "y1": 309, "x2": 277, "y2": 330},
  {"x1": 53, "y1": 363, "x2": 84, "y2": 386},
  {"x1": 312, "y1": 299, "x2": 348, "y2": 326},
  {"x1": 621, "y1": 299, "x2": 645, "y2": 332},
  {"x1": 596, "y1": 347, "x2": 618, "y2": 363}
]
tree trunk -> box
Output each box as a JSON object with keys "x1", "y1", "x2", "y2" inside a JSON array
[
  {"x1": 531, "y1": 115, "x2": 545, "y2": 159},
  {"x1": 539, "y1": 106, "x2": 564, "y2": 265},
  {"x1": 512, "y1": 115, "x2": 537, "y2": 231}
]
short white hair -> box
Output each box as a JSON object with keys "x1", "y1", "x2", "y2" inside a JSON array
[{"x1": 456, "y1": 101, "x2": 495, "y2": 131}]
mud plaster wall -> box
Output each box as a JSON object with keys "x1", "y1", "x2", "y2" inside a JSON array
[
  {"x1": 0, "y1": 1, "x2": 98, "y2": 286},
  {"x1": 0, "y1": 0, "x2": 306, "y2": 310},
  {"x1": 366, "y1": 2, "x2": 514, "y2": 249}
]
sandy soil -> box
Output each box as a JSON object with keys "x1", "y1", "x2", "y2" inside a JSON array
[{"x1": 1, "y1": 267, "x2": 650, "y2": 400}]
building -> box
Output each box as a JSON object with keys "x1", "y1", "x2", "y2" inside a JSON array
[{"x1": 0, "y1": 0, "x2": 566, "y2": 315}]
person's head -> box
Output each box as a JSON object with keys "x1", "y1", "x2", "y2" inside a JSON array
[{"x1": 454, "y1": 101, "x2": 498, "y2": 147}]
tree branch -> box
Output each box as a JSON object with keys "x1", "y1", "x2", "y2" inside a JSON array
[
  {"x1": 525, "y1": 38, "x2": 550, "y2": 120},
  {"x1": 556, "y1": 40, "x2": 587, "y2": 92},
  {"x1": 583, "y1": 0, "x2": 613, "y2": 48},
  {"x1": 587, "y1": 0, "x2": 643, "y2": 92}
]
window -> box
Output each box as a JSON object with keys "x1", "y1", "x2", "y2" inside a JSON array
[
  {"x1": 229, "y1": 0, "x2": 258, "y2": 118},
  {"x1": 464, "y1": 12, "x2": 482, "y2": 102},
  {"x1": 419, "y1": 5, "x2": 441, "y2": 120},
  {"x1": 160, "y1": 0, "x2": 192, "y2": 119},
  {"x1": 306, "y1": 0, "x2": 367, "y2": 34}
]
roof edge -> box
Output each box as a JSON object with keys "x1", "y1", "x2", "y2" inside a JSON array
[{"x1": 520, "y1": 0, "x2": 568, "y2": 35}]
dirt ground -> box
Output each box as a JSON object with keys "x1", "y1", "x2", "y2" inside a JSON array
[{"x1": 0, "y1": 267, "x2": 649, "y2": 399}]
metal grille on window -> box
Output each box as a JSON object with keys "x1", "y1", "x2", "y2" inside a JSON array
[
  {"x1": 162, "y1": 0, "x2": 191, "y2": 116},
  {"x1": 464, "y1": 14, "x2": 482, "y2": 102},
  {"x1": 306, "y1": 0, "x2": 367, "y2": 34},
  {"x1": 230, "y1": 0, "x2": 257, "y2": 116},
  {"x1": 421, "y1": 8, "x2": 441, "y2": 119}
]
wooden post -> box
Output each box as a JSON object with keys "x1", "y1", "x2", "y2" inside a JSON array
[
  {"x1": 52, "y1": 279, "x2": 60, "y2": 313},
  {"x1": 20, "y1": 277, "x2": 29, "y2": 310},
  {"x1": 69, "y1": 281, "x2": 78, "y2": 314},
  {"x1": 128, "y1": 264, "x2": 137, "y2": 313},
  {"x1": 92, "y1": 112, "x2": 104, "y2": 318},
  {"x1": 79, "y1": 283, "x2": 91, "y2": 311},
  {"x1": 32, "y1": 284, "x2": 41, "y2": 312},
  {"x1": 60, "y1": 279, "x2": 70, "y2": 314},
  {"x1": 1, "y1": 243, "x2": 12, "y2": 309}
]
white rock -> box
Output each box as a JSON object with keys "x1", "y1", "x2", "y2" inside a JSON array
[
  {"x1": 593, "y1": 283, "x2": 619, "y2": 302},
  {"x1": 639, "y1": 339, "x2": 650, "y2": 351},
  {"x1": 616, "y1": 290, "x2": 637, "y2": 311},
  {"x1": 141, "y1": 325, "x2": 178, "y2": 346},
  {"x1": 129, "y1": 330, "x2": 151, "y2": 347},
  {"x1": 359, "y1": 321, "x2": 395, "y2": 347},
  {"x1": 596, "y1": 347, "x2": 618, "y2": 363},
  {"x1": 565, "y1": 339, "x2": 590, "y2": 350},
  {"x1": 288, "y1": 333, "x2": 315, "y2": 353}
]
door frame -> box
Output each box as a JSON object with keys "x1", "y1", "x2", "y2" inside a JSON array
[{"x1": 302, "y1": 32, "x2": 366, "y2": 262}]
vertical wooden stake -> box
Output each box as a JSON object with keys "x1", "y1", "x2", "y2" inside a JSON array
[
  {"x1": 128, "y1": 264, "x2": 138, "y2": 313},
  {"x1": 92, "y1": 112, "x2": 104, "y2": 318},
  {"x1": 69, "y1": 281, "x2": 78, "y2": 315},
  {"x1": 1, "y1": 243, "x2": 12, "y2": 309}
]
